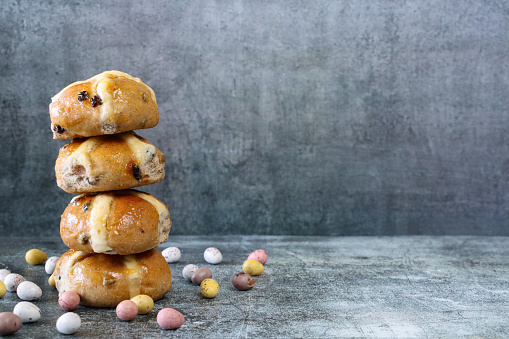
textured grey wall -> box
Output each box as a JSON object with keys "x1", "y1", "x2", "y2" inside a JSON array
[{"x1": 1, "y1": 0, "x2": 508, "y2": 236}]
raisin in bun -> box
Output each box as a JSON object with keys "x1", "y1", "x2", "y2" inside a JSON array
[
  {"x1": 55, "y1": 131, "x2": 165, "y2": 193},
  {"x1": 50, "y1": 70, "x2": 159, "y2": 139},
  {"x1": 61, "y1": 190, "x2": 171, "y2": 255},
  {"x1": 52, "y1": 249, "x2": 172, "y2": 307}
]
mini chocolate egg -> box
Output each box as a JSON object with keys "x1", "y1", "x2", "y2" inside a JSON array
[
  {"x1": 17, "y1": 281, "x2": 42, "y2": 301},
  {"x1": 242, "y1": 259, "x2": 264, "y2": 276},
  {"x1": 200, "y1": 278, "x2": 219, "y2": 298},
  {"x1": 4, "y1": 274, "x2": 25, "y2": 292},
  {"x1": 131, "y1": 295, "x2": 154, "y2": 315},
  {"x1": 204, "y1": 247, "x2": 222, "y2": 264},
  {"x1": 0, "y1": 269, "x2": 10, "y2": 282},
  {"x1": 44, "y1": 256, "x2": 59, "y2": 275},
  {"x1": 25, "y1": 249, "x2": 47, "y2": 265},
  {"x1": 232, "y1": 273, "x2": 255, "y2": 291},
  {"x1": 48, "y1": 275, "x2": 56, "y2": 288},
  {"x1": 0, "y1": 281, "x2": 6, "y2": 298},
  {"x1": 13, "y1": 302, "x2": 41, "y2": 323},
  {"x1": 59, "y1": 291, "x2": 80, "y2": 311},
  {"x1": 182, "y1": 264, "x2": 199, "y2": 281},
  {"x1": 162, "y1": 247, "x2": 181, "y2": 263},
  {"x1": 157, "y1": 308, "x2": 185, "y2": 330},
  {"x1": 191, "y1": 267, "x2": 212, "y2": 285},
  {"x1": 56, "y1": 312, "x2": 81, "y2": 335},
  {"x1": 247, "y1": 249, "x2": 268, "y2": 264},
  {"x1": 116, "y1": 300, "x2": 138, "y2": 321},
  {"x1": 0, "y1": 312, "x2": 22, "y2": 336}
]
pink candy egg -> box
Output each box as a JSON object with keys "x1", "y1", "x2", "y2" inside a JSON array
[
  {"x1": 116, "y1": 300, "x2": 138, "y2": 321},
  {"x1": 58, "y1": 291, "x2": 80, "y2": 311},
  {"x1": 157, "y1": 308, "x2": 185, "y2": 330},
  {"x1": 0, "y1": 312, "x2": 22, "y2": 336},
  {"x1": 247, "y1": 249, "x2": 268, "y2": 264}
]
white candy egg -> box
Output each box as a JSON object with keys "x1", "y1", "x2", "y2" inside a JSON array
[
  {"x1": 17, "y1": 281, "x2": 42, "y2": 301},
  {"x1": 0, "y1": 269, "x2": 11, "y2": 282},
  {"x1": 204, "y1": 247, "x2": 222, "y2": 264},
  {"x1": 56, "y1": 312, "x2": 81, "y2": 335},
  {"x1": 44, "y1": 256, "x2": 59, "y2": 275},
  {"x1": 4, "y1": 274, "x2": 25, "y2": 292},
  {"x1": 182, "y1": 264, "x2": 199, "y2": 281},
  {"x1": 162, "y1": 247, "x2": 181, "y2": 263},
  {"x1": 13, "y1": 301, "x2": 41, "y2": 323}
]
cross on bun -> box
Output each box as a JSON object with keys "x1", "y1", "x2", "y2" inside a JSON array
[
  {"x1": 49, "y1": 71, "x2": 159, "y2": 139},
  {"x1": 52, "y1": 249, "x2": 172, "y2": 307},
  {"x1": 60, "y1": 190, "x2": 171, "y2": 255}
]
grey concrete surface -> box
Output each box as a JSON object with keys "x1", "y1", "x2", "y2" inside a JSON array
[
  {"x1": 0, "y1": 236, "x2": 508, "y2": 338},
  {"x1": 1, "y1": 1, "x2": 509, "y2": 236}
]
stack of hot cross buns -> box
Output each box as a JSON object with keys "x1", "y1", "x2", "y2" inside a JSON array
[{"x1": 49, "y1": 71, "x2": 172, "y2": 307}]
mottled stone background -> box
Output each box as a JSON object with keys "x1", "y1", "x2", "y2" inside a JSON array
[{"x1": 1, "y1": 1, "x2": 508, "y2": 236}]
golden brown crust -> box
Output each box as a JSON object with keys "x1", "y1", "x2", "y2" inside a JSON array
[
  {"x1": 60, "y1": 190, "x2": 171, "y2": 255},
  {"x1": 49, "y1": 71, "x2": 159, "y2": 139},
  {"x1": 55, "y1": 132, "x2": 165, "y2": 193},
  {"x1": 52, "y1": 249, "x2": 172, "y2": 308}
]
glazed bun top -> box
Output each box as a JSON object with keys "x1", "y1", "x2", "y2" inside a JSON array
[{"x1": 49, "y1": 70, "x2": 159, "y2": 139}]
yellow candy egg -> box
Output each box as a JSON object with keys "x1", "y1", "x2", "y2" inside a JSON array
[
  {"x1": 0, "y1": 280, "x2": 6, "y2": 298},
  {"x1": 25, "y1": 249, "x2": 47, "y2": 265},
  {"x1": 130, "y1": 294, "x2": 154, "y2": 314},
  {"x1": 48, "y1": 275, "x2": 56, "y2": 288},
  {"x1": 200, "y1": 278, "x2": 219, "y2": 298},
  {"x1": 242, "y1": 259, "x2": 264, "y2": 276}
]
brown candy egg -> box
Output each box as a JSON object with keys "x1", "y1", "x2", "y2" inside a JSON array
[
  {"x1": 232, "y1": 273, "x2": 255, "y2": 291},
  {"x1": 191, "y1": 267, "x2": 212, "y2": 285}
]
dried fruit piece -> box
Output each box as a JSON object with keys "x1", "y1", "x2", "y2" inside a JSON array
[
  {"x1": 132, "y1": 164, "x2": 141, "y2": 180},
  {"x1": 90, "y1": 95, "x2": 102, "y2": 107},
  {"x1": 53, "y1": 125, "x2": 65, "y2": 134},
  {"x1": 78, "y1": 234, "x2": 88, "y2": 244},
  {"x1": 77, "y1": 91, "x2": 89, "y2": 101}
]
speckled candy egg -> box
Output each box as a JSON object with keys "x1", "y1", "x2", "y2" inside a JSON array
[
  {"x1": 58, "y1": 291, "x2": 80, "y2": 311},
  {"x1": 0, "y1": 312, "x2": 22, "y2": 336},
  {"x1": 157, "y1": 308, "x2": 185, "y2": 330},
  {"x1": 200, "y1": 278, "x2": 219, "y2": 298},
  {"x1": 56, "y1": 312, "x2": 81, "y2": 335},
  {"x1": 162, "y1": 247, "x2": 181, "y2": 263},
  {"x1": 247, "y1": 249, "x2": 268, "y2": 264},
  {"x1": 13, "y1": 302, "x2": 41, "y2": 323},
  {"x1": 182, "y1": 264, "x2": 199, "y2": 281},
  {"x1": 130, "y1": 295, "x2": 154, "y2": 314},
  {"x1": 191, "y1": 267, "x2": 212, "y2": 285},
  {"x1": 242, "y1": 259, "x2": 264, "y2": 276},
  {"x1": 204, "y1": 247, "x2": 222, "y2": 264},
  {"x1": 17, "y1": 281, "x2": 42, "y2": 301},
  {"x1": 45, "y1": 256, "x2": 59, "y2": 275},
  {"x1": 4, "y1": 274, "x2": 25, "y2": 292},
  {"x1": 116, "y1": 300, "x2": 138, "y2": 321},
  {"x1": 0, "y1": 269, "x2": 10, "y2": 282}
]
